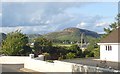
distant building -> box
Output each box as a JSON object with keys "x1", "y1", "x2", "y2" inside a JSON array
[
  {"x1": 98, "y1": 27, "x2": 120, "y2": 62},
  {"x1": 79, "y1": 43, "x2": 89, "y2": 51},
  {"x1": 30, "y1": 43, "x2": 34, "y2": 47}
]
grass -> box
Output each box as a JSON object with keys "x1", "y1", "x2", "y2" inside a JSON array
[{"x1": 53, "y1": 43, "x2": 72, "y2": 47}]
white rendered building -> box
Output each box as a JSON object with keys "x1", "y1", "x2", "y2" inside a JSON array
[{"x1": 98, "y1": 27, "x2": 120, "y2": 62}]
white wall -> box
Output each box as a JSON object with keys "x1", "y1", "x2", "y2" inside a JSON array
[
  {"x1": 0, "y1": 56, "x2": 119, "y2": 72},
  {"x1": 100, "y1": 44, "x2": 119, "y2": 62},
  {"x1": 0, "y1": 56, "x2": 29, "y2": 64},
  {"x1": 118, "y1": 45, "x2": 120, "y2": 62},
  {"x1": 0, "y1": 55, "x2": 44, "y2": 64},
  {"x1": 24, "y1": 59, "x2": 73, "y2": 73},
  {"x1": 24, "y1": 59, "x2": 119, "y2": 72}
]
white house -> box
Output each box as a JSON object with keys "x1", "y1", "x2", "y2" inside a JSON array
[{"x1": 98, "y1": 27, "x2": 120, "y2": 62}]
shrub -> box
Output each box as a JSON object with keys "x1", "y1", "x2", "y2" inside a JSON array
[{"x1": 66, "y1": 52, "x2": 75, "y2": 59}]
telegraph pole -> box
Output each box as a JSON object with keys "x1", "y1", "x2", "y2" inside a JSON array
[{"x1": 81, "y1": 33, "x2": 83, "y2": 49}]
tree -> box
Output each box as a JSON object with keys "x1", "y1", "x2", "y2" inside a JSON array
[
  {"x1": 104, "y1": 14, "x2": 120, "y2": 35},
  {"x1": 69, "y1": 44, "x2": 82, "y2": 57},
  {"x1": 93, "y1": 48, "x2": 100, "y2": 58},
  {"x1": 84, "y1": 38, "x2": 100, "y2": 58},
  {"x1": 20, "y1": 45, "x2": 32, "y2": 56},
  {"x1": 1, "y1": 30, "x2": 29, "y2": 55},
  {"x1": 34, "y1": 37, "x2": 52, "y2": 56},
  {"x1": 69, "y1": 44, "x2": 79, "y2": 51}
]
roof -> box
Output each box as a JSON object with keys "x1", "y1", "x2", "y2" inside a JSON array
[{"x1": 99, "y1": 27, "x2": 120, "y2": 43}]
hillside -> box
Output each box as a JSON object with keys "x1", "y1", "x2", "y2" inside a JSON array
[
  {"x1": 43, "y1": 27, "x2": 100, "y2": 42},
  {"x1": 26, "y1": 34, "x2": 42, "y2": 39},
  {"x1": 26, "y1": 34, "x2": 42, "y2": 42}
]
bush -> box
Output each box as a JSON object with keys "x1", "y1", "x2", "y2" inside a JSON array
[
  {"x1": 46, "y1": 60, "x2": 54, "y2": 63},
  {"x1": 83, "y1": 50, "x2": 94, "y2": 58},
  {"x1": 93, "y1": 48, "x2": 100, "y2": 58},
  {"x1": 66, "y1": 52, "x2": 75, "y2": 59}
]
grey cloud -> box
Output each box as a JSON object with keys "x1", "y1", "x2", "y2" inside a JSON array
[
  {"x1": 2, "y1": 2, "x2": 88, "y2": 27},
  {"x1": 1, "y1": 2, "x2": 111, "y2": 34}
]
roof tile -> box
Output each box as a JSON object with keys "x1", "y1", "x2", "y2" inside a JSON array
[{"x1": 100, "y1": 27, "x2": 120, "y2": 43}]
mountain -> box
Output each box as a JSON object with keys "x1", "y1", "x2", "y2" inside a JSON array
[
  {"x1": 26, "y1": 34, "x2": 42, "y2": 39},
  {"x1": 43, "y1": 27, "x2": 100, "y2": 42}
]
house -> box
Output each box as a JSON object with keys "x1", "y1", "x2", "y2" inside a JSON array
[{"x1": 98, "y1": 27, "x2": 120, "y2": 62}]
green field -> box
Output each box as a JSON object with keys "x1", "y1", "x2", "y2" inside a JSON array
[{"x1": 53, "y1": 43, "x2": 72, "y2": 47}]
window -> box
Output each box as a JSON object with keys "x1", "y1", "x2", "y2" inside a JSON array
[
  {"x1": 106, "y1": 46, "x2": 107, "y2": 51},
  {"x1": 110, "y1": 46, "x2": 112, "y2": 51},
  {"x1": 108, "y1": 46, "x2": 109, "y2": 51},
  {"x1": 105, "y1": 45, "x2": 112, "y2": 51}
]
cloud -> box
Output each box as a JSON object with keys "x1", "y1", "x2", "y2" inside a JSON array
[
  {"x1": 75, "y1": 15, "x2": 105, "y2": 28},
  {"x1": 0, "y1": 13, "x2": 2, "y2": 16},
  {"x1": 1, "y1": 2, "x2": 115, "y2": 34},
  {"x1": 96, "y1": 22, "x2": 109, "y2": 27},
  {"x1": 2, "y1": 2, "x2": 87, "y2": 27},
  {"x1": 1, "y1": 0, "x2": 119, "y2": 2},
  {"x1": 76, "y1": 22, "x2": 86, "y2": 29},
  {"x1": 0, "y1": 13, "x2": 2, "y2": 26},
  {"x1": 74, "y1": 16, "x2": 111, "y2": 34},
  {"x1": 0, "y1": 25, "x2": 59, "y2": 34}
]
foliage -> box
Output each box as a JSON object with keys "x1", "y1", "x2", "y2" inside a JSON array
[
  {"x1": 92, "y1": 48, "x2": 100, "y2": 58},
  {"x1": 66, "y1": 52, "x2": 75, "y2": 59},
  {"x1": 68, "y1": 44, "x2": 82, "y2": 58},
  {"x1": 42, "y1": 52, "x2": 50, "y2": 60},
  {"x1": 103, "y1": 14, "x2": 120, "y2": 36},
  {"x1": 84, "y1": 38, "x2": 100, "y2": 58},
  {"x1": 1, "y1": 30, "x2": 29, "y2": 55},
  {"x1": 58, "y1": 56, "x2": 64, "y2": 60},
  {"x1": 0, "y1": 33, "x2": 6, "y2": 44},
  {"x1": 46, "y1": 60, "x2": 54, "y2": 63},
  {"x1": 87, "y1": 38, "x2": 100, "y2": 50},
  {"x1": 50, "y1": 46, "x2": 67, "y2": 60},
  {"x1": 69, "y1": 44, "x2": 79, "y2": 51},
  {"x1": 83, "y1": 50, "x2": 93, "y2": 57},
  {"x1": 34, "y1": 37, "x2": 52, "y2": 56},
  {"x1": 20, "y1": 46, "x2": 32, "y2": 56}
]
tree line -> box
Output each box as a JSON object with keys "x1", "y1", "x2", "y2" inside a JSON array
[{"x1": 0, "y1": 30, "x2": 99, "y2": 60}]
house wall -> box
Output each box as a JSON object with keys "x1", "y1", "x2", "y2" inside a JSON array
[
  {"x1": 118, "y1": 45, "x2": 120, "y2": 62},
  {"x1": 100, "y1": 44, "x2": 119, "y2": 62}
]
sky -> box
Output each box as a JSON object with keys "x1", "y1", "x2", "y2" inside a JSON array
[{"x1": 0, "y1": 1, "x2": 118, "y2": 34}]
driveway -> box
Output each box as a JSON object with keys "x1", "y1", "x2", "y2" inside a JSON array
[{"x1": 1, "y1": 64, "x2": 45, "y2": 74}]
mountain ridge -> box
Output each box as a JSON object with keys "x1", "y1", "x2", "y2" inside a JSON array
[{"x1": 43, "y1": 27, "x2": 100, "y2": 42}]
